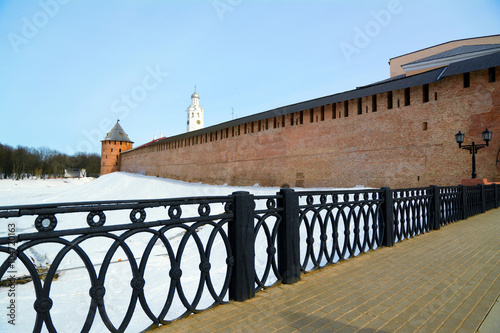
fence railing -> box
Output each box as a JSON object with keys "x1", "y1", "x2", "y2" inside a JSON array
[{"x1": 0, "y1": 184, "x2": 498, "y2": 332}]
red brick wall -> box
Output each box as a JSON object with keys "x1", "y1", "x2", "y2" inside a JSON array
[{"x1": 120, "y1": 67, "x2": 500, "y2": 188}]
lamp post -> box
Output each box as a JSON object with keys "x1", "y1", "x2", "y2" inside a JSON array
[{"x1": 455, "y1": 128, "x2": 493, "y2": 179}]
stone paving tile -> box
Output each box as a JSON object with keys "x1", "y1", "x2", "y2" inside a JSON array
[{"x1": 153, "y1": 209, "x2": 500, "y2": 332}]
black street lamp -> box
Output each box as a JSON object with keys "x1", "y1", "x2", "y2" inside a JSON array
[{"x1": 455, "y1": 128, "x2": 493, "y2": 179}]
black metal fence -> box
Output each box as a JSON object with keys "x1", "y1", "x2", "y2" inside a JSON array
[{"x1": 0, "y1": 184, "x2": 498, "y2": 332}]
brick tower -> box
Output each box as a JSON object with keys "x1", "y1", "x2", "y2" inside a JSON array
[{"x1": 100, "y1": 121, "x2": 133, "y2": 175}]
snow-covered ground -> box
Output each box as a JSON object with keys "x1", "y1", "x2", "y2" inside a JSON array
[{"x1": 0, "y1": 173, "x2": 360, "y2": 332}]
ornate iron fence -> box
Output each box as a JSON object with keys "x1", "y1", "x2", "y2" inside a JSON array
[
  {"x1": 465, "y1": 186, "x2": 483, "y2": 217},
  {"x1": 253, "y1": 195, "x2": 283, "y2": 291},
  {"x1": 392, "y1": 188, "x2": 433, "y2": 242},
  {"x1": 0, "y1": 184, "x2": 498, "y2": 332},
  {"x1": 438, "y1": 186, "x2": 463, "y2": 225},
  {"x1": 296, "y1": 189, "x2": 384, "y2": 272},
  {"x1": 0, "y1": 197, "x2": 235, "y2": 332},
  {"x1": 485, "y1": 185, "x2": 497, "y2": 211}
]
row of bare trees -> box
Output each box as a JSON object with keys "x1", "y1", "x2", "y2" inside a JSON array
[{"x1": 0, "y1": 143, "x2": 101, "y2": 179}]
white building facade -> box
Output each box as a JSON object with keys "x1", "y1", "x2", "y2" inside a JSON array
[{"x1": 186, "y1": 89, "x2": 204, "y2": 132}]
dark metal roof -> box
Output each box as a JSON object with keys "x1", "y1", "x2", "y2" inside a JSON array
[
  {"x1": 102, "y1": 121, "x2": 133, "y2": 143},
  {"x1": 123, "y1": 51, "x2": 500, "y2": 153},
  {"x1": 403, "y1": 44, "x2": 500, "y2": 66},
  {"x1": 442, "y1": 50, "x2": 500, "y2": 78},
  {"x1": 389, "y1": 34, "x2": 500, "y2": 61}
]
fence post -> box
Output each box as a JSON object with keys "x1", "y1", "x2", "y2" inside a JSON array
[
  {"x1": 430, "y1": 185, "x2": 441, "y2": 230},
  {"x1": 459, "y1": 185, "x2": 467, "y2": 219},
  {"x1": 229, "y1": 191, "x2": 255, "y2": 302},
  {"x1": 479, "y1": 184, "x2": 486, "y2": 214},
  {"x1": 277, "y1": 188, "x2": 300, "y2": 284},
  {"x1": 380, "y1": 187, "x2": 394, "y2": 247}
]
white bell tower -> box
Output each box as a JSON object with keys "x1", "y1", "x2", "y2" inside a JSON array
[{"x1": 186, "y1": 87, "x2": 204, "y2": 132}]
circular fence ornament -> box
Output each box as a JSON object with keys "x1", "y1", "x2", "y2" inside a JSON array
[
  {"x1": 130, "y1": 208, "x2": 146, "y2": 223},
  {"x1": 320, "y1": 195, "x2": 327, "y2": 204},
  {"x1": 168, "y1": 205, "x2": 182, "y2": 219},
  {"x1": 198, "y1": 204, "x2": 211, "y2": 216},
  {"x1": 34, "y1": 214, "x2": 57, "y2": 232},
  {"x1": 169, "y1": 267, "x2": 182, "y2": 280},
  {"x1": 87, "y1": 211, "x2": 106, "y2": 227},
  {"x1": 266, "y1": 198, "x2": 276, "y2": 209},
  {"x1": 89, "y1": 285, "x2": 106, "y2": 300},
  {"x1": 130, "y1": 277, "x2": 145, "y2": 291},
  {"x1": 224, "y1": 202, "x2": 233, "y2": 214},
  {"x1": 266, "y1": 246, "x2": 276, "y2": 255},
  {"x1": 306, "y1": 195, "x2": 314, "y2": 205},
  {"x1": 226, "y1": 256, "x2": 235, "y2": 267},
  {"x1": 199, "y1": 261, "x2": 211, "y2": 272},
  {"x1": 33, "y1": 297, "x2": 53, "y2": 313}
]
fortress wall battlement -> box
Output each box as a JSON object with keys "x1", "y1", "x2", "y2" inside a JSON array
[{"x1": 120, "y1": 67, "x2": 500, "y2": 188}]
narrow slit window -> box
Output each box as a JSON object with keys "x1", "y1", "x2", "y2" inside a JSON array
[
  {"x1": 489, "y1": 67, "x2": 496, "y2": 83},
  {"x1": 423, "y1": 84, "x2": 429, "y2": 103},
  {"x1": 332, "y1": 103, "x2": 337, "y2": 119},
  {"x1": 344, "y1": 100, "x2": 349, "y2": 117},
  {"x1": 372, "y1": 94, "x2": 377, "y2": 112},
  {"x1": 310, "y1": 109, "x2": 314, "y2": 123},
  {"x1": 404, "y1": 88, "x2": 410, "y2": 106},
  {"x1": 357, "y1": 98, "x2": 362, "y2": 115},
  {"x1": 321, "y1": 105, "x2": 325, "y2": 121},
  {"x1": 463, "y1": 72, "x2": 470, "y2": 88},
  {"x1": 387, "y1": 91, "x2": 393, "y2": 109}
]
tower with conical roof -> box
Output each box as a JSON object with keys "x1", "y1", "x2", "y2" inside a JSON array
[
  {"x1": 186, "y1": 88, "x2": 204, "y2": 132},
  {"x1": 100, "y1": 121, "x2": 133, "y2": 175}
]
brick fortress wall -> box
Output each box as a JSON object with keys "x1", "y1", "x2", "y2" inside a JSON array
[{"x1": 120, "y1": 67, "x2": 500, "y2": 188}]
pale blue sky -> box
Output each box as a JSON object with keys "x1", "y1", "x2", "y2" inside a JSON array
[{"x1": 1, "y1": 0, "x2": 499, "y2": 155}]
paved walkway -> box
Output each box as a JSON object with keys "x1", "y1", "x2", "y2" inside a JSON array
[{"x1": 153, "y1": 209, "x2": 500, "y2": 332}]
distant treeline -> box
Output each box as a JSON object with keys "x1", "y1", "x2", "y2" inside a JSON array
[{"x1": 0, "y1": 143, "x2": 101, "y2": 179}]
